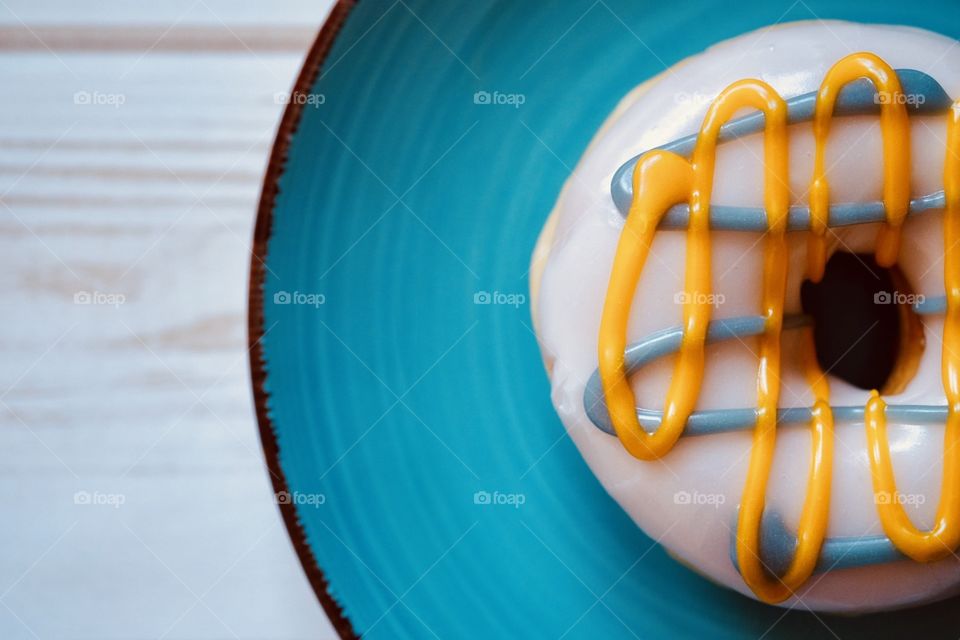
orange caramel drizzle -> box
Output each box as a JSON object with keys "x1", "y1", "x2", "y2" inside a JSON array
[
  {"x1": 863, "y1": 101, "x2": 960, "y2": 563},
  {"x1": 597, "y1": 52, "x2": 960, "y2": 602}
]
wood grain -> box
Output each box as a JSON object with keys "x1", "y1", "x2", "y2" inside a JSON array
[{"x1": 0, "y1": 2, "x2": 337, "y2": 638}]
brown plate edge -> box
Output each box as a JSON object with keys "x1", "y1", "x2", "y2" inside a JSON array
[{"x1": 247, "y1": 1, "x2": 360, "y2": 638}]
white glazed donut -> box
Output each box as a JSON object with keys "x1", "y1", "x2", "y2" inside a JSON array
[{"x1": 531, "y1": 21, "x2": 960, "y2": 612}]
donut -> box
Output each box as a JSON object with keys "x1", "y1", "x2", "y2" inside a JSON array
[{"x1": 530, "y1": 20, "x2": 960, "y2": 612}]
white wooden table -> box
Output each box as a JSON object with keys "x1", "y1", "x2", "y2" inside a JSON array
[{"x1": 0, "y1": 1, "x2": 337, "y2": 637}]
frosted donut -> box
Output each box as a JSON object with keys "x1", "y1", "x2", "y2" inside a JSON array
[{"x1": 530, "y1": 21, "x2": 960, "y2": 612}]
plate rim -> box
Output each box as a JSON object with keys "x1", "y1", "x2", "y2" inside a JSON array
[{"x1": 247, "y1": 1, "x2": 359, "y2": 638}]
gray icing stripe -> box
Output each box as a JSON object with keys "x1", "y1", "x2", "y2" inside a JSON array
[
  {"x1": 646, "y1": 189, "x2": 945, "y2": 232},
  {"x1": 610, "y1": 68, "x2": 953, "y2": 224},
  {"x1": 583, "y1": 307, "x2": 948, "y2": 438},
  {"x1": 729, "y1": 511, "x2": 905, "y2": 578}
]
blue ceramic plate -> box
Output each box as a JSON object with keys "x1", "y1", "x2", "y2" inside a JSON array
[{"x1": 249, "y1": 1, "x2": 960, "y2": 637}]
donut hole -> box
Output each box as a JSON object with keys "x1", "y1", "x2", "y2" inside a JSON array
[{"x1": 800, "y1": 251, "x2": 923, "y2": 393}]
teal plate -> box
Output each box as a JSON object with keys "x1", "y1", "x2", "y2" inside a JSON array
[{"x1": 249, "y1": 1, "x2": 960, "y2": 637}]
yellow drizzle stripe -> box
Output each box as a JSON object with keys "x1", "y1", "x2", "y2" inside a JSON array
[
  {"x1": 863, "y1": 101, "x2": 960, "y2": 562},
  {"x1": 598, "y1": 150, "x2": 694, "y2": 460},
  {"x1": 597, "y1": 52, "x2": 952, "y2": 602},
  {"x1": 700, "y1": 81, "x2": 832, "y2": 602},
  {"x1": 809, "y1": 52, "x2": 911, "y2": 281}
]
